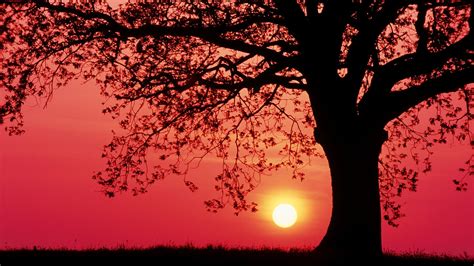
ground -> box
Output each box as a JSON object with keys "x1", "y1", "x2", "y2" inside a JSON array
[{"x1": 1, "y1": 246, "x2": 472, "y2": 265}]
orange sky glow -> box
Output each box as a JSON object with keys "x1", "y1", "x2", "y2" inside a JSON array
[
  {"x1": 1, "y1": 0, "x2": 473, "y2": 256},
  {"x1": 0, "y1": 79, "x2": 472, "y2": 255}
]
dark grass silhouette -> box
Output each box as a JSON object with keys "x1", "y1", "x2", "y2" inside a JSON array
[{"x1": 1, "y1": 246, "x2": 472, "y2": 265}]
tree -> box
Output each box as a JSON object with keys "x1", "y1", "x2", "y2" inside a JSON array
[{"x1": 1, "y1": 0, "x2": 472, "y2": 257}]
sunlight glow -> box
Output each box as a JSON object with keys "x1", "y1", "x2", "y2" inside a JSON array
[{"x1": 272, "y1": 204, "x2": 298, "y2": 228}]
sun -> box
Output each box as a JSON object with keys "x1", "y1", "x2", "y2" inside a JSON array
[{"x1": 272, "y1": 203, "x2": 297, "y2": 228}]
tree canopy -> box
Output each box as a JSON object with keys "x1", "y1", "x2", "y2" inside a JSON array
[{"x1": 1, "y1": 0, "x2": 472, "y2": 224}]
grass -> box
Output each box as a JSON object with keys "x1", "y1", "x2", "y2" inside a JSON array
[{"x1": 0, "y1": 245, "x2": 472, "y2": 265}]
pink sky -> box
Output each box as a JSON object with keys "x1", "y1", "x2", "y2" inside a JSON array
[{"x1": 0, "y1": 80, "x2": 473, "y2": 255}]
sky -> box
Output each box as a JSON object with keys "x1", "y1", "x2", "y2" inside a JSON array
[{"x1": 0, "y1": 79, "x2": 473, "y2": 255}]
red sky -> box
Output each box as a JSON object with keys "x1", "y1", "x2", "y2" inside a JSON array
[{"x1": 0, "y1": 79, "x2": 473, "y2": 255}]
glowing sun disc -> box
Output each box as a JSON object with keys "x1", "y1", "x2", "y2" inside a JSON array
[{"x1": 272, "y1": 203, "x2": 297, "y2": 228}]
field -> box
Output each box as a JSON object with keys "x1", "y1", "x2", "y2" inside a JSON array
[{"x1": 1, "y1": 246, "x2": 472, "y2": 265}]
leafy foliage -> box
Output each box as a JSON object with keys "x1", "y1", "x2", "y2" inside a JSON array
[{"x1": 1, "y1": 1, "x2": 472, "y2": 222}]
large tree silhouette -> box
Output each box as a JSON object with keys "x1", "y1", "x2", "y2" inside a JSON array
[{"x1": 1, "y1": 0, "x2": 472, "y2": 256}]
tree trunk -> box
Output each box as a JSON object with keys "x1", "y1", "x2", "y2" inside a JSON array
[{"x1": 314, "y1": 126, "x2": 387, "y2": 258}]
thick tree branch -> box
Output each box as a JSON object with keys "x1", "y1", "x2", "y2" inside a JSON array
[
  {"x1": 379, "y1": 36, "x2": 471, "y2": 87},
  {"x1": 36, "y1": 1, "x2": 283, "y2": 34},
  {"x1": 345, "y1": 1, "x2": 408, "y2": 98},
  {"x1": 348, "y1": 0, "x2": 471, "y2": 106},
  {"x1": 383, "y1": 67, "x2": 474, "y2": 123},
  {"x1": 35, "y1": 0, "x2": 122, "y2": 27},
  {"x1": 305, "y1": 0, "x2": 321, "y2": 19},
  {"x1": 273, "y1": 0, "x2": 308, "y2": 43},
  {"x1": 35, "y1": 1, "x2": 292, "y2": 66},
  {"x1": 317, "y1": 0, "x2": 353, "y2": 72},
  {"x1": 415, "y1": 3, "x2": 429, "y2": 54},
  {"x1": 360, "y1": 34, "x2": 473, "y2": 114}
]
